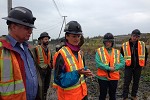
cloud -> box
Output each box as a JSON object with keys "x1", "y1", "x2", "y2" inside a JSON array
[
  {"x1": 118, "y1": 12, "x2": 150, "y2": 23},
  {"x1": 0, "y1": 0, "x2": 150, "y2": 40}
]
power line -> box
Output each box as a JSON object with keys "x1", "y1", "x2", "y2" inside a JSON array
[
  {"x1": 52, "y1": 0, "x2": 62, "y2": 18},
  {"x1": 35, "y1": 21, "x2": 62, "y2": 31},
  {"x1": 57, "y1": 0, "x2": 66, "y2": 16},
  {"x1": 40, "y1": 24, "x2": 60, "y2": 32},
  {"x1": 51, "y1": 0, "x2": 68, "y2": 39}
]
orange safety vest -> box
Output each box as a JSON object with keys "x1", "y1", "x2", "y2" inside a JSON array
[
  {"x1": 97, "y1": 47, "x2": 120, "y2": 80},
  {"x1": 53, "y1": 46, "x2": 87, "y2": 100},
  {"x1": 122, "y1": 41, "x2": 145, "y2": 67},
  {"x1": 52, "y1": 51, "x2": 59, "y2": 89},
  {"x1": 0, "y1": 42, "x2": 26, "y2": 100},
  {"x1": 35, "y1": 45, "x2": 51, "y2": 68}
]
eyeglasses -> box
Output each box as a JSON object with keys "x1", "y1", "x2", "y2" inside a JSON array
[{"x1": 16, "y1": 24, "x2": 32, "y2": 30}]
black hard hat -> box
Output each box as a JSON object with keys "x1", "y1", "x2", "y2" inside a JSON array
[
  {"x1": 64, "y1": 21, "x2": 82, "y2": 34},
  {"x1": 2, "y1": 6, "x2": 36, "y2": 28},
  {"x1": 38, "y1": 32, "x2": 50, "y2": 40},
  {"x1": 103, "y1": 33, "x2": 114, "y2": 41},
  {"x1": 131, "y1": 29, "x2": 141, "y2": 36},
  {"x1": 103, "y1": 33, "x2": 114, "y2": 47}
]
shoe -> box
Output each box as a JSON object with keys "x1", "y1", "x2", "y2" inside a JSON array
[{"x1": 131, "y1": 96, "x2": 137, "y2": 100}]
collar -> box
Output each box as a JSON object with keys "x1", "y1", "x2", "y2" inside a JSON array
[
  {"x1": 104, "y1": 45, "x2": 112, "y2": 50},
  {"x1": 65, "y1": 42, "x2": 80, "y2": 51},
  {"x1": 129, "y1": 38, "x2": 138, "y2": 45},
  {"x1": 105, "y1": 47, "x2": 112, "y2": 51},
  {"x1": 6, "y1": 35, "x2": 28, "y2": 48}
]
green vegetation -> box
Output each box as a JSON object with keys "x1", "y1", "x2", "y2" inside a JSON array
[{"x1": 141, "y1": 67, "x2": 150, "y2": 82}]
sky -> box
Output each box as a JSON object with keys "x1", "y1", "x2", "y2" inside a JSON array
[{"x1": 0, "y1": 0, "x2": 150, "y2": 40}]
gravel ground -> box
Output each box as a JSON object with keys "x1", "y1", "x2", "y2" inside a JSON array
[
  {"x1": 46, "y1": 75, "x2": 150, "y2": 100},
  {"x1": 46, "y1": 53, "x2": 150, "y2": 100}
]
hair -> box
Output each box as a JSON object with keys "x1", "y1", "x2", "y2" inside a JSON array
[
  {"x1": 7, "y1": 21, "x2": 18, "y2": 30},
  {"x1": 7, "y1": 21, "x2": 12, "y2": 29},
  {"x1": 65, "y1": 32, "x2": 70, "y2": 42}
]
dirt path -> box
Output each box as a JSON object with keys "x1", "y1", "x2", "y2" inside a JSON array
[{"x1": 46, "y1": 52, "x2": 150, "y2": 100}]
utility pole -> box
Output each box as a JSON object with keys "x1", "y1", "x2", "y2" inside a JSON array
[
  {"x1": 8, "y1": 0, "x2": 12, "y2": 14},
  {"x1": 63, "y1": 16, "x2": 67, "y2": 25},
  {"x1": 58, "y1": 16, "x2": 67, "y2": 39}
]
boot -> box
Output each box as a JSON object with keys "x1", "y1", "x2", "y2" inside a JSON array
[
  {"x1": 123, "y1": 98, "x2": 128, "y2": 100},
  {"x1": 44, "y1": 93, "x2": 47, "y2": 100},
  {"x1": 131, "y1": 96, "x2": 137, "y2": 100}
]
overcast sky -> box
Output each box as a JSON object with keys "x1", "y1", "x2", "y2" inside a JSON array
[{"x1": 0, "y1": 0, "x2": 150, "y2": 40}]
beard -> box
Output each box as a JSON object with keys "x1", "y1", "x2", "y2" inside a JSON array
[{"x1": 43, "y1": 42, "x2": 49, "y2": 46}]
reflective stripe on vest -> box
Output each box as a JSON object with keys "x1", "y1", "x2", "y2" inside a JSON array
[
  {"x1": 122, "y1": 41, "x2": 145, "y2": 67},
  {"x1": 98, "y1": 47, "x2": 120, "y2": 66},
  {"x1": 98, "y1": 47, "x2": 108, "y2": 64},
  {"x1": 0, "y1": 45, "x2": 25, "y2": 96},
  {"x1": 97, "y1": 47, "x2": 120, "y2": 80},
  {"x1": 61, "y1": 47, "x2": 77, "y2": 71},
  {"x1": 114, "y1": 48, "x2": 120, "y2": 64},
  {"x1": 36, "y1": 45, "x2": 51, "y2": 68},
  {"x1": 59, "y1": 46, "x2": 85, "y2": 90},
  {"x1": 53, "y1": 52, "x2": 59, "y2": 68},
  {"x1": 122, "y1": 42, "x2": 131, "y2": 66},
  {"x1": 138, "y1": 41, "x2": 145, "y2": 59},
  {"x1": 0, "y1": 49, "x2": 13, "y2": 82},
  {"x1": 0, "y1": 80, "x2": 25, "y2": 96}
]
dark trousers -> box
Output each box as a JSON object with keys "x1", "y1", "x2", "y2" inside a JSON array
[
  {"x1": 98, "y1": 79, "x2": 118, "y2": 100},
  {"x1": 123, "y1": 66, "x2": 142, "y2": 98},
  {"x1": 40, "y1": 67, "x2": 52, "y2": 99}
]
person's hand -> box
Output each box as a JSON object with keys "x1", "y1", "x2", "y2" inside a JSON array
[
  {"x1": 110, "y1": 67, "x2": 115, "y2": 72},
  {"x1": 78, "y1": 68, "x2": 94, "y2": 77}
]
